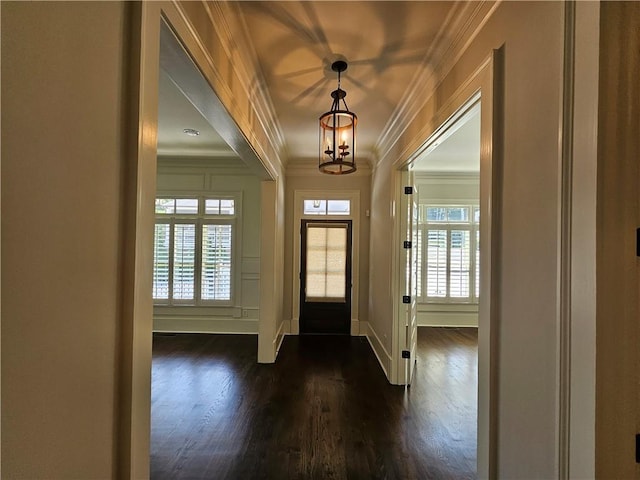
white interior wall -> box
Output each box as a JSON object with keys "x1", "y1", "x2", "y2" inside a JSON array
[
  {"x1": 368, "y1": 166, "x2": 396, "y2": 374},
  {"x1": 258, "y1": 174, "x2": 287, "y2": 363},
  {"x1": 153, "y1": 158, "x2": 262, "y2": 333}
]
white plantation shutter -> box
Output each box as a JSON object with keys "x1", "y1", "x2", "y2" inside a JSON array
[
  {"x1": 449, "y1": 230, "x2": 471, "y2": 297},
  {"x1": 201, "y1": 224, "x2": 232, "y2": 300},
  {"x1": 172, "y1": 223, "x2": 196, "y2": 300},
  {"x1": 426, "y1": 230, "x2": 447, "y2": 297},
  {"x1": 153, "y1": 223, "x2": 170, "y2": 299},
  {"x1": 415, "y1": 229, "x2": 423, "y2": 297},
  {"x1": 475, "y1": 230, "x2": 480, "y2": 298}
]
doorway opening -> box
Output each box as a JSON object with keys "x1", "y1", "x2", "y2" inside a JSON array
[
  {"x1": 292, "y1": 190, "x2": 362, "y2": 336},
  {"x1": 392, "y1": 51, "x2": 501, "y2": 478}
]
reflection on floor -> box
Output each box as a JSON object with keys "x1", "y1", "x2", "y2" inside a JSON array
[{"x1": 151, "y1": 327, "x2": 478, "y2": 480}]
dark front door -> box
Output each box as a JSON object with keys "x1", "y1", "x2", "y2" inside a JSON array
[{"x1": 300, "y1": 220, "x2": 352, "y2": 334}]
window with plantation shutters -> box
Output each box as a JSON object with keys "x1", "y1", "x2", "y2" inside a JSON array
[
  {"x1": 418, "y1": 205, "x2": 479, "y2": 303},
  {"x1": 153, "y1": 197, "x2": 236, "y2": 305}
]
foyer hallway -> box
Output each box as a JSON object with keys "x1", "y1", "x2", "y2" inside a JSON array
[{"x1": 151, "y1": 327, "x2": 478, "y2": 479}]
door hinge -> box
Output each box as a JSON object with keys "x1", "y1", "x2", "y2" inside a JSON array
[
  {"x1": 402, "y1": 295, "x2": 411, "y2": 304},
  {"x1": 403, "y1": 240, "x2": 412, "y2": 249},
  {"x1": 636, "y1": 433, "x2": 640, "y2": 463},
  {"x1": 404, "y1": 186, "x2": 414, "y2": 195},
  {"x1": 402, "y1": 350, "x2": 410, "y2": 359},
  {"x1": 636, "y1": 228, "x2": 640, "y2": 257}
]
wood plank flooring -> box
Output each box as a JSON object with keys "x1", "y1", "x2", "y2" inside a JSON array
[{"x1": 151, "y1": 327, "x2": 478, "y2": 479}]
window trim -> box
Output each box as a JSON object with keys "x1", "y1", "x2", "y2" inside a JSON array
[
  {"x1": 418, "y1": 203, "x2": 479, "y2": 304},
  {"x1": 292, "y1": 189, "x2": 361, "y2": 334},
  {"x1": 152, "y1": 194, "x2": 239, "y2": 306}
]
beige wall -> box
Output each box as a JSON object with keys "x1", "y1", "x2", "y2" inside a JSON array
[
  {"x1": 1, "y1": 2, "x2": 128, "y2": 477},
  {"x1": 370, "y1": 1, "x2": 564, "y2": 476},
  {"x1": 284, "y1": 170, "x2": 371, "y2": 330}
]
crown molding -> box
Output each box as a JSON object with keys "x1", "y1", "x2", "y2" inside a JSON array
[
  {"x1": 157, "y1": 147, "x2": 238, "y2": 158},
  {"x1": 414, "y1": 172, "x2": 480, "y2": 184},
  {"x1": 157, "y1": 155, "x2": 253, "y2": 174},
  {"x1": 375, "y1": 1, "x2": 501, "y2": 166},
  {"x1": 286, "y1": 157, "x2": 372, "y2": 177}
]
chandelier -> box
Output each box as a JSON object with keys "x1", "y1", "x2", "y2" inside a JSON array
[{"x1": 318, "y1": 60, "x2": 357, "y2": 174}]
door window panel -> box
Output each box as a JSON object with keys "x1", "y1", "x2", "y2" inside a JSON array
[{"x1": 305, "y1": 225, "x2": 347, "y2": 302}]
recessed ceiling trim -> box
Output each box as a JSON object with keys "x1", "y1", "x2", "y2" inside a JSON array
[{"x1": 156, "y1": 147, "x2": 241, "y2": 158}]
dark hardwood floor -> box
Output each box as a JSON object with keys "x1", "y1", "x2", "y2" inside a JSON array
[{"x1": 151, "y1": 327, "x2": 478, "y2": 480}]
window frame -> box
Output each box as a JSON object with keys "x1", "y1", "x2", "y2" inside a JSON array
[
  {"x1": 153, "y1": 194, "x2": 238, "y2": 306},
  {"x1": 302, "y1": 198, "x2": 352, "y2": 216}
]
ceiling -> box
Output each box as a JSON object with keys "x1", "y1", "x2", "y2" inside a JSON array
[
  {"x1": 157, "y1": 1, "x2": 480, "y2": 172},
  {"x1": 412, "y1": 103, "x2": 480, "y2": 173},
  {"x1": 157, "y1": 70, "x2": 236, "y2": 159}
]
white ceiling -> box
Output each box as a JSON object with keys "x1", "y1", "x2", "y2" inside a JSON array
[
  {"x1": 156, "y1": 1, "x2": 480, "y2": 172},
  {"x1": 157, "y1": 70, "x2": 236, "y2": 159},
  {"x1": 238, "y1": 1, "x2": 454, "y2": 164},
  {"x1": 412, "y1": 104, "x2": 480, "y2": 173}
]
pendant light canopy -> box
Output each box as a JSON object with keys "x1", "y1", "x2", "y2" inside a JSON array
[{"x1": 318, "y1": 61, "x2": 357, "y2": 175}]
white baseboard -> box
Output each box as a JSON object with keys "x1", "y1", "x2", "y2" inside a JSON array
[
  {"x1": 417, "y1": 311, "x2": 478, "y2": 327},
  {"x1": 357, "y1": 320, "x2": 369, "y2": 336},
  {"x1": 153, "y1": 316, "x2": 258, "y2": 334},
  {"x1": 274, "y1": 320, "x2": 285, "y2": 356},
  {"x1": 366, "y1": 324, "x2": 392, "y2": 379},
  {"x1": 290, "y1": 317, "x2": 299, "y2": 335}
]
